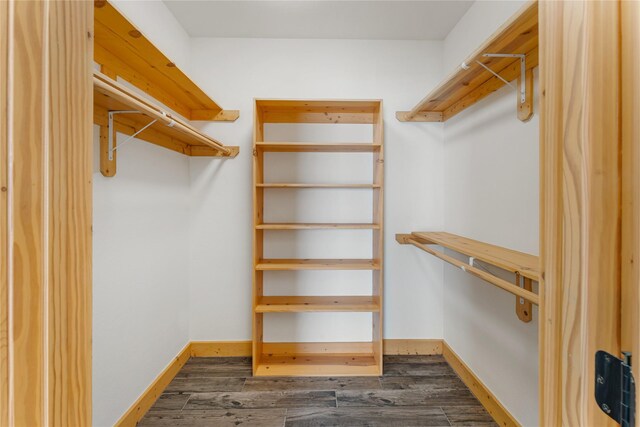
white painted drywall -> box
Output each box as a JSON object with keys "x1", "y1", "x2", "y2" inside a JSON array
[
  {"x1": 92, "y1": 2, "x2": 193, "y2": 426},
  {"x1": 442, "y1": 1, "x2": 539, "y2": 426},
  {"x1": 186, "y1": 38, "x2": 446, "y2": 342},
  {"x1": 92, "y1": 129, "x2": 191, "y2": 427}
]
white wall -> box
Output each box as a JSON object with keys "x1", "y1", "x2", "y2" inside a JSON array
[
  {"x1": 442, "y1": 1, "x2": 539, "y2": 426},
  {"x1": 92, "y1": 2, "x2": 193, "y2": 426},
  {"x1": 187, "y1": 38, "x2": 446, "y2": 342}
]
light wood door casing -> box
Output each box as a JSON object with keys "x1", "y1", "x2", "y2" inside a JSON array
[
  {"x1": 539, "y1": 1, "x2": 622, "y2": 425},
  {"x1": 621, "y1": 0, "x2": 640, "y2": 420},
  {"x1": 0, "y1": 1, "x2": 93, "y2": 425}
]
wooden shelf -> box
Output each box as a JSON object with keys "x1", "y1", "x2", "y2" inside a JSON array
[
  {"x1": 409, "y1": 231, "x2": 539, "y2": 281},
  {"x1": 255, "y1": 296, "x2": 380, "y2": 313},
  {"x1": 256, "y1": 142, "x2": 381, "y2": 153},
  {"x1": 255, "y1": 99, "x2": 381, "y2": 124},
  {"x1": 397, "y1": 1, "x2": 538, "y2": 123},
  {"x1": 254, "y1": 353, "x2": 380, "y2": 377},
  {"x1": 396, "y1": 231, "x2": 539, "y2": 312},
  {"x1": 93, "y1": 72, "x2": 239, "y2": 158},
  {"x1": 253, "y1": 100, "x2": 384, "y2": 376},
  {"x1": 257, "y1": 183, "x2": 380, "y2": 189},
  {"x1": 256, "y1": 259, "x2": 381, "y2": 271},
  {"x1": 256, "y1": 223, "x2": 380, "y2": 230},
  {"x1": 94, "y1": 1, "x2": 238, "y2": 122}
]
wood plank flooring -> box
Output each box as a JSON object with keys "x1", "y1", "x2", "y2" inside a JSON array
[{"x1": 138, "y1": 355, "x2": 496, "y2": 426}]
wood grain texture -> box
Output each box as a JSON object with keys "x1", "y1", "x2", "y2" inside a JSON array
[
  {"x1": 93, "y1": 71, "x2": 239, "y2": 158},
  {"x1": 190, "y1": 341, "x2": 252, "y2": 357},
  {"x1": 184, "y1": 390, "x2": 337, "y2": 410},
  {"x1": 94, "y1": 1, "x2": 239, "y2": 121},
  {"x1": 115, "y1": 343, "x2": 191, "y2": 427},
  {"x1": 539, "y1": 1, "x2": 621, "y2": 425},
  {"x1": 443, "y1": 343, "x2": 518, "y2": 427},
  {"x1": 255, "y1": 296, "x2": 380, "y2": 313},
  {"x1": 0, "y1": 1, "x2": 8, "y2": 425},
  {"x1": 255, "y1": 142, "x2": 381, "y2": 152},
  {"x1": 284, "y1": 407, "x2": 451, "y2": 426},
  {"x1": 407, "y1": 232, "x2": 539, "y2": 281},
  {"x1": 256, "y1": 258, "x2": 381, "y2": 271},
  {"x1": 139, "y1": 409, "x2": 287, "y2": 427},
  {"x1": 138, "y1": 355, "x2": 494, "y2": 426},
  {"x1": 398, "y1": 1, "x2": 538, "y2": 121},
  {"x1": 2, "y1": 2, "x2": 93, "y2": 425},
  {"x1": 620, "y1": 0, "x2": 640, "y2": 419},
  {"x1": 383, "y1": 339, "x2": 443, "y2": 355}
]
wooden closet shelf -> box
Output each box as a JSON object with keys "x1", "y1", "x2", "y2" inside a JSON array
[
  {"x1": 94, "y1": 1, "x2": 238, "y2": 122},
  {"x1": 255, "y1": 296, "x2": 380, "y2": 313},
  {"x1": 256, "y1": 99, "x2": 382, "y2": 124},
  {"x1": 257, "y1": 183, "x2": 380, "y2": 189},
  {"x1": 93, "y1": 72, "x2": 239, "y2": 158},
  {"x1": 256, "y1": 259, "x2": 381, "y2": 271},
  {"x1": 256, "y1": 223, "x2": 380, "y2": 230},
  {"x1": 405, "y1": 231, "x2": 538, "y2": 281},
  {"x1": 256, "y1": 142, "x2": 381, "y2": 153},
  {"x1": 397, "y1": 1, "x2": 538, "y2": 122},
  {"x1": 396, "y1": 231, "x2": 539, "y2": 306},
  {"x1": 254, "y1": 353, "x2": 380, "y2": 377}
]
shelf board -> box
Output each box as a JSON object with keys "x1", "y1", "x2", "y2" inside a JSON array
[
  {"x1": 255, "y1": 99, "x2": 382, "y2": 124},
  {"x1": 257, "y1": 183, "x2": 380, "y2": 189},
  {"x1": 256, "y1": 142, "x2": 381, "y2": 153},
  {"x1": 397, "y1": 1, "x2": 538, "y2": 122},
  {"x1": 255, "y1": 296, "x2": 380, "y2": 313},
  {"x1": 399, "y1": 231, "x2": 539, "y2": 281},
  {"x1": 94, "y1": 1, "x2": 238, "y2": 122},
  {"x1": 93, "y1": 72, "x2": 239, "y2": 157},
  {"x1": 256, "y1": 259, "x2": 381, "y2": 271},
  {"x1": 254, "y1": 353, "x2": 380, "y2": 376},
  {"x1": 256, "y1": 223, "x2": 380, "y2": 230}
]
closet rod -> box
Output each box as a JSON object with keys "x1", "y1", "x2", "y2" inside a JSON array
[
  {"x1": 94, "y1": 73, "x2": 231, "y2": 155},
  {"x1": 406, "y1": 238, "x2": 539, "y2": 305}
]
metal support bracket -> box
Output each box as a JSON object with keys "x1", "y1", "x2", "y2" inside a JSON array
[
  {"x1": 480, "y1": 53, "x2": 526, "y2": 103},
  {"x1": 107, "y1": 110, "x2": 155, "y2": 161}
]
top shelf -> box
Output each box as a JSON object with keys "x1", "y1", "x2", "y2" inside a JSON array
[
  {"x1": 398, "y1": 231, "x2": 539, "y2": 281},
  {"x1": 94, "y1": 0, "x2": 238, "y2": 122},
  {"x1": 255, "y1": 99, "x2": 382, "y2": 124},
  {"x1": 396, "y1": 1, "x2": 538, "y2": 123}
]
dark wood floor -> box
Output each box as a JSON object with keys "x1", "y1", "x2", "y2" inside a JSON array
[{"x1": 138, "y1": 355, "x2": 496, "y2": 426}]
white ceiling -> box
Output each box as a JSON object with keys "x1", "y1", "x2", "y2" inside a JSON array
[{"x1": 162, "y1": 1, "x2": 474, "y2": 40}]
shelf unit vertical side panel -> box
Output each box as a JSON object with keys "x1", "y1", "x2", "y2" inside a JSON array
[
  {"x1": 372, "y1": 102, "x2": 384, "y2": 372},
  {"x1": 253, "y1": 101, "x2": 265, "y2": 373}
]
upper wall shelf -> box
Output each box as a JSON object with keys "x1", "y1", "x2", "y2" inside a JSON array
[
  {"x1": 397, "y1": 231, "x2": 539, "y2": 323},
  {"x1": 94, "y1": 71, "x2": 239, "y2": 160},
  {"x1": 256, "y1": 99, "x2": 381, "y2": 124},
  {"x1": 397, "y1": 1, "x2": 538, "y2": 123},
  {"x1": 94, "y1": 0, "x2": 238, "y2": 122}
]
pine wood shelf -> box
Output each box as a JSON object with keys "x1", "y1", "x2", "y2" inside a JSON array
[
  {"x1": 255, "y1": 296, "x2": 381, "y2": 313},
  {"x1": 256, "y1": 142, "x2": 381, "y2": 153},
  {"x1": 254, "y1": 353, "x2": 380, "y2": 377},
  {"x1": 256, "y1": 223, "x2": 380, "y2": 230},
  {"x1": 253, "y1": 99, "x2": 384, "y2": 376},
  {"x1": 94, "y1": 72, "x2": 239, "y2": 158},
  {"x1": 257, "y1": 183, "x2": 380, "y2": 189},
  {"x1": 396, "y1": 231, "x2": 539, "y2": 322},
  {"x1": 256, "y1": 259, "x2": 381, "y2": 271},
  {"x1": 94, "y1": 0, "x2": 238, "y2": 122},
  {"x1": 397, "y1": 1, "x2": 538, "y2": 123}
]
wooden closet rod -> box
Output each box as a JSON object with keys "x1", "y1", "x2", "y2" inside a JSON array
[
  {"x1": 406, "y1": 238, "x2": 539, "y2": 305},
  {"x1": 93, "y1": 73, "x2": 231, "y2": 155}
]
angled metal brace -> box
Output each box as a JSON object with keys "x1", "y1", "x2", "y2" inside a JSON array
[
  {"x1": 481, "y1": 53, "x2": 527, "y2": 104},
  {"x1": 107, "y1": 110, "x2": 158, "y2": 161}
]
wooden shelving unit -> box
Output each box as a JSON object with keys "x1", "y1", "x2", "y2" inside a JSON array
[
  {"x1": 253, "y1": 99, "x2": 384, "y2": 376},
  {"x1": 93, "y1": 0, "x2": 239, "y2": 177},
  {"x1": 397, "y1": 0, "x2": 538, "y2": 123},
  {"x1": 397, "y1": 231, "x2": 539, "y2": 322}
]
